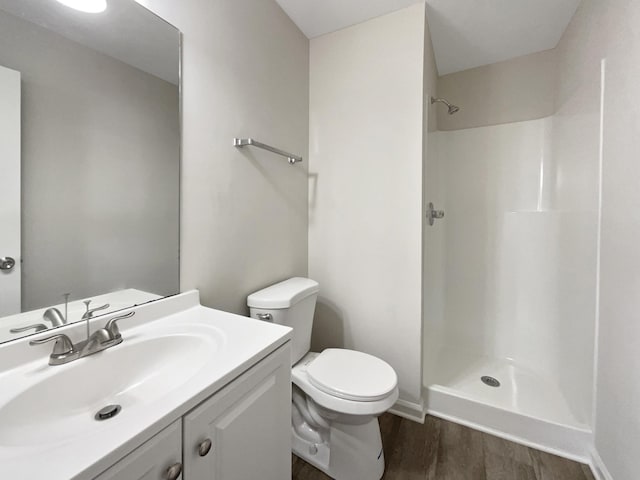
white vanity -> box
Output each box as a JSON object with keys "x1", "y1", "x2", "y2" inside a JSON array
[{"x1": 0, "y1": 292, "x2": 293, "y2": 479}]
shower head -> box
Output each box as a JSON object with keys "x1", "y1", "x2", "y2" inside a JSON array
[{"x1": 431, "y1": 97, "x2": 460, "y2": 115}]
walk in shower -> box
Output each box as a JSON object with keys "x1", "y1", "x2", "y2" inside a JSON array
[{"x1": 422, "y1": 57, "x2": 603, "y2": 459}]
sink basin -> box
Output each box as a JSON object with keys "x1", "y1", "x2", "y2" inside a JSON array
[{"x1": 0, "y1": 326, "x2": 224, "y2": 447}]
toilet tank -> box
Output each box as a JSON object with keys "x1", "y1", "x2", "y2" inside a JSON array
[{"x1": 247, "y1": 278, "x2": 319, "y2": 365}]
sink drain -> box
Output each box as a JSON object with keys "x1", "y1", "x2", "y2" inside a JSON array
[
  {"x1": 95, "y1": 404, "x2": 122, "y2": 421},
  {"x1": 481, "y1": 376, "x2": 501, "y2": 388}
]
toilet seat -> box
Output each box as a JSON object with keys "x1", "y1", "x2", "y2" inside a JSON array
[
  {"x1": 307, "y1": 349, "x2": 397, "y2": 402},
  {"x1": 292, "y1": 351, "x2": 399, "y2": 416}
]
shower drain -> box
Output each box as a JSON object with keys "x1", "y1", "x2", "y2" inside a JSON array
[{"x1": 481, "y1": 376, "x2": 501, "y2": 388}]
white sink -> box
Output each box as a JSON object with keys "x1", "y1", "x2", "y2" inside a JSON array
[
  {"x1": 0, "y1": 291, "x2": 291, "y2": 480},
  {"x1": 0, "y1": 323, "x2": 224, "y2": 447}
]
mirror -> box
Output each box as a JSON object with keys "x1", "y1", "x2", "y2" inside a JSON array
[{"x1": 0, "y1": 0, "x2": 180, "y2": 343}]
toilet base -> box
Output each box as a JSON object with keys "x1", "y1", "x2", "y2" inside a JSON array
[{"x1": 292, "y1": 416, "x2": 385, "y2": 480}]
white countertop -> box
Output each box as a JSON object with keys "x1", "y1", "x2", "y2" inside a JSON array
[{"x1": 0, "y1": 291, "x2": 291, "y2": 479}]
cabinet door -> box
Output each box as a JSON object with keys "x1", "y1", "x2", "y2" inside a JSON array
[
  {"x1": 95, "y1": 420, "x2": 182, "y2": 480},
  {"x1": 183, "y1": 344, "x2": 291, "y2": 480}
]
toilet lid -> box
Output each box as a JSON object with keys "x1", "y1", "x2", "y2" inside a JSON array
[{"x1": 306, "y1": 349, "x2": 397, "y2": 402}]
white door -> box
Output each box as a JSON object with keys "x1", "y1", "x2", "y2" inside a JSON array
[
  {"x1": 0, "y1": 65, "x2": 21, "y2": 317},
  {"x1": 183, "y1": 344, "x2": 291, "y2": 480},
  {"x1": 94, "y1": 420, "x2": 183, "y2": 480}
]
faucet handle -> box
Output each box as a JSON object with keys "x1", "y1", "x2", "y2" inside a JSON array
[
  {"x1": 29, "y1": 334, "x2": 75, "y2": 356},
  {"x1": 105, "y1": 311, "x2": 135, "y2": 340},
  {"x1": 10, "y1": 324, "x2": 48, "y2": 334},
  {"x1": 82, "y1": 300, "x2": 110, "y2": 320}
]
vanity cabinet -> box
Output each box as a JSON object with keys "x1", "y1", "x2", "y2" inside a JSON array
[
  {"x1": 93, "y1": 343, "x2": 291, "y2": 480},
  {"x1": 182, "y1": 343, "x2": 291, "y2": 480}
]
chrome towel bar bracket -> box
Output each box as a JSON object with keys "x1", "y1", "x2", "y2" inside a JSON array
[{"x1": 233, "y1": 138, "x2": 302, "y2": 164}]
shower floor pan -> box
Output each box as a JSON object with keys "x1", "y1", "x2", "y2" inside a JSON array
[{"x1": 424, "y1": 351, "x2": 592, "y2": 461}]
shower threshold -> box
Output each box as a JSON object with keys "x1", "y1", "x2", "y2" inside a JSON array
[{"x1": 423, "y1": 352, "x2": 591, "y2": 461}]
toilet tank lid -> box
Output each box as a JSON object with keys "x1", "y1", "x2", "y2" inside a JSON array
[{"x1": 247, "y1": 277, "x2": 319, "y2": 309}]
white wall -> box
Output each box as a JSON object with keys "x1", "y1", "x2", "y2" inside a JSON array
[
  {"x1": 308, "y1": 4, "x2": 426, "y2": 407},
  {"x1": 137, "y1": 0, "x2": 310, "y2": 315},
  {"x1": 556, "y1": 1, "x2": 640, "y2": 478},
  {"x1": 0, "y1": 10, "x2": 180, "y2": 310}
]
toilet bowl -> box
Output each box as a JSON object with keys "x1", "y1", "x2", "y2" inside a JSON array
[{"x1": 248, "y1": 278, "x2": 399, "y2": 480}]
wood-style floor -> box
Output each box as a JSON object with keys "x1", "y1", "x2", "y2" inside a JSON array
[{"x1": 291, "y1": 413, "x2": 596, "y2": 480}]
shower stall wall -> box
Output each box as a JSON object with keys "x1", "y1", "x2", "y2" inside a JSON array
[{"x1": 423, "y1": 114, "x2": 600, "y2": 459}]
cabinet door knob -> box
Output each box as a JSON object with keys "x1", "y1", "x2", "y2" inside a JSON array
[
  {"x1": 198, "y1": 438, "x2": 213, "y2": 457},
  {"x1": 166, "y1": 462, "x2": 182, "y2": 480}
]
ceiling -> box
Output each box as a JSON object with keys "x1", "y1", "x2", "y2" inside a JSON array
[
  {"x1": 276, "y1": 0, "x2": 581, "y2": 75},
  {"x1": 0, "y1": 0, "x2": 179, "y2": 84},
  {"x1": 274, "y1": 0, "x2": 420, "y2": 39},
  {"x1": 426, "y1": 0, "x2": 581, "y2": 75}
]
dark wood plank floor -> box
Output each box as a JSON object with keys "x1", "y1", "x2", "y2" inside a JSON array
[{"x1": 291, "y1": 414, "x2": 596, "y2": 480}]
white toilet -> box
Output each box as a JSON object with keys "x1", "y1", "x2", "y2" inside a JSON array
[{"x1": 248, "y1": 277, "x2": 399, "y2": 480}]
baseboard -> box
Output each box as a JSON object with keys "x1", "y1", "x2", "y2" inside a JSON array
[
  {"x1": 389, "y1": 398, "x2": 425, "y2": 424},
  {"x1": 589, "y1": 448, "x2": 613, "y2": 480},
  {"x1": 426, "y1": 385, "x2": 592, "y2": 463}
]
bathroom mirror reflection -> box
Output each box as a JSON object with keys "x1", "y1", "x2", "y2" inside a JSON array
[{"x1": 0, "y1": 0, "x2": 180, "y2": 344}]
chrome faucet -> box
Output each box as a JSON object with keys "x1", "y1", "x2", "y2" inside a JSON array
[
  {"x1": 29, "y1": 311, "x2": 135, "y2": 366},
  {"x1": 43, "y1": 308, "x2": 66, "y2": 327}
]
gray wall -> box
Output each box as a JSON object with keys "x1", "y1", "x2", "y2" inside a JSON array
[
  {"x1": 0, "y1": 11, "x2": 180, "y2": 310},
  {"x1": 140, "y1": 0, "x2": 310, "y2": 315},
  {"x1": 437, "y1": 49, "x2": 558, "y2": 131}
]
